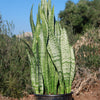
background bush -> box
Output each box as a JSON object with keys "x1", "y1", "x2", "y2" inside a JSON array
[
  {"x1": 59, "y1": 0, "x2": 100, "y2": 34},
  {"x1": 75, "y1": 28, "x2": 100, "y2": 70},
  {"x1": 0, "y1": 28, "x2": 33, "y2": 98}
]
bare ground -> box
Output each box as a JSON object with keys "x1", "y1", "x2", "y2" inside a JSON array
[{"x1": 73, "y1": 80, "x2": 100, "y2": 100}]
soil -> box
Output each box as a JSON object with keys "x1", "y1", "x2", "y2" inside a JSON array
[
  {"x1": 0, "y1": 80, "x2": 100, "y2": 100},
  {"x1": 73, "y1": 80, "x2": 100, "y2": 100}
]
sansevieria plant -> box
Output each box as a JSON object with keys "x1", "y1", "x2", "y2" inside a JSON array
[{"x1": 27, "y1": 0, "x2": 75, "y2": 95}]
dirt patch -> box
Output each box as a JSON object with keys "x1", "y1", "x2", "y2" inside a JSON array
[{"x1": 73, "y1": 80, "x2": 100, "y2": 100}]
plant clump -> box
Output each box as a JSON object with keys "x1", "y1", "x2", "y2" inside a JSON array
[{"x1": 27, "y1": 0, "x2": 75, "y2": 95}]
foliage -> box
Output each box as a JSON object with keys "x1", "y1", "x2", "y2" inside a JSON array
[
  {"x1": 59, "y1": 0, "x2": 100, "y2": 34},
  {"x1": 28, "y1": 0, "x2": 75, "y2": 95},
  {"x1": 0, "y1": 14, "x2": 14, "y2": 36},
  {"x1": 65, "y1": 26, "x2": 82, "y2": 46},
  {"x1": 0, "y1": 13, "x2": 33, "y2": 98},
  {"x1": 0, "y1": 34, "x2": 32, "y2": 98},
  {"x1": 75, "y1": 28, "x2": 100, "y2": 70}
]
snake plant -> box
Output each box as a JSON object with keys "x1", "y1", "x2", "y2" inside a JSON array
[{"x1": 27, "y1": 0, "x2": 75, "y2": 95}]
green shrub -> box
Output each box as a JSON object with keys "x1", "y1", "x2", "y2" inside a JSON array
[
  {"x1": 0, "y1": 34, "x2": 32, "y2": 98},
  {"x1": 76, "y1": 45, "x2": 100, "y2": 69},
  {"x1": 59, "y1": 0, "x2": 100, "y2": 34},
  {"x1": 76, "y1": 28, "x2": 100, "y2": 70}
]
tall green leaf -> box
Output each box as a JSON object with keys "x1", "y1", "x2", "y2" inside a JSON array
[
  {"x1": 47, "y1": 33, "x2": 64, "y2": 94},
  {"x1": 40, "y1": 9, "x2": 48, "y2": 43},
  {"x1": 55, "y1": 22, "x2": 61, "y2": 44},
  {"x1": 38, "y1": 30, "x2": 49, "y2": 94},
  {"x1": 48, "y1": 55, "x2": 57, "y2": 94},
  {"x1": 48, "y1": 0, "x2": 51, "y2": 18},
  {"x1": 27, "y1": 51, "x2": 37, "y2": 93},
  {"x1": 61, "y1": 28, "x2": 71, "y2": 93},
  {"x1": 30, "y1": 5, "x2": 35, "y2": 36},
  {"x1": 48, "y1": 6, "x2": 54, "y2": 35},
  {"x1": 69, "y1": 46, "x2": 75, "y2": 92}
]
